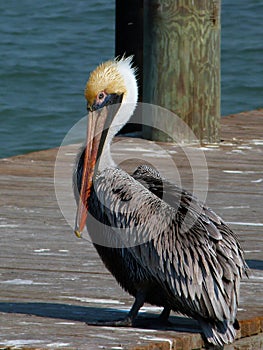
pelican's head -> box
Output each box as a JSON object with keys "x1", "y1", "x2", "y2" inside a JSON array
[
  {"x1": 85, "y1": 60, "x2": 125, "y2": 111},
  {"x1": 74, "y1": 56, "x2": 138, "y2": 237},
  {"x1": 85, "y1": 56, "x2": 137, "y2": 111}
]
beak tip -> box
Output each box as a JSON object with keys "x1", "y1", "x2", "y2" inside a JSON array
[{"x1": 74, "y1": 229, "x2": 82, "y2": 239}]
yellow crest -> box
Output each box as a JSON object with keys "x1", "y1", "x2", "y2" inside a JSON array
[{"x1": 85, "y1": 59, "x2": 127, "y2": 108}]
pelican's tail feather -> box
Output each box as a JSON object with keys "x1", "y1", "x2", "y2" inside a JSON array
[{"x1": 199, "y1": 318, "x2": 239, "y2": 348}]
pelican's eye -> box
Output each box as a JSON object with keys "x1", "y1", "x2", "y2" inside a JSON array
[
  {"x1": 98, "y1": 92, "x2": 106, "y2": 100},
  {"x1": 91, "y1": 91, "x2": 108, "y2": 111},
  {"x1": 91, "y1": 92, "x2": 123, "y2": 111},
  {"x1": 96, "y1": 91, "x2": 107, "y2": 105}
]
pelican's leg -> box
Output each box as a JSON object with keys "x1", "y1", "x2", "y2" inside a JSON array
[
  {"x1": 158, "y1": 306, "x2": 171, "y2": 323},
  {"x1": 124, "y1": 289, "x2": 146, "y2": 325},
  {"x1": 87, "y1": 290, "x2": 145, "y2": 327}
]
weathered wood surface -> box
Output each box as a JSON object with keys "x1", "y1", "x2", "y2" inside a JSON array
[
  {"x1": 0, "y1": 110, "x2": 263, "y2": 349},
  {"x1": 143, "y1": 0, "x2": 221, "y2": 143}
]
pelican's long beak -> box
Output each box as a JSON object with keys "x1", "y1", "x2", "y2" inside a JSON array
[{"x1": 74, "y1": 107, "x2": 108, "y2": 238}]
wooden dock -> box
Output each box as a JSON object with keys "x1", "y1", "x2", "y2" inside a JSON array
[{"x1": 0, "y1": 110, "x2": 263, "y2": 349}]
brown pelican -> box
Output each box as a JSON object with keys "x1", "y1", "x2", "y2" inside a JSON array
[{"x1": 73, "y1": 56, "x2": 247, "y2": 348}]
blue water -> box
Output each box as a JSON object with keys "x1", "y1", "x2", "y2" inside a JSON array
[
  {"x1": 221, "y1": 1, "x2": 263, "y2": 116},
  {"x1": 0, "y1": 1, "x2": 262, "y2": 158}
]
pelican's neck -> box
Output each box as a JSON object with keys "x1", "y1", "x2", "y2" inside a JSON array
[
  {"x1": 98, "y1": 103, "x2": 137, "y2": 170},
  {"x1": 98, "y1": 58, "x2": 138, "y2": 172}
]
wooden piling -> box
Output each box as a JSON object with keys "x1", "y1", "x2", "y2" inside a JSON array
[
  {"x1": 115, "y1": 0, "x2": 144, "y2": 93},
  {"x1": 115, "y1": 0, "x2": 144, "y2": 133},
  {"x1": 142, "y1": 0, "x2": 221, "y2": 143}
]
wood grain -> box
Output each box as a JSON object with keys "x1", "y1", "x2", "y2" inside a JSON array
[{"x1": 143, "y1": 0, "x2": 221, "y2": 143}]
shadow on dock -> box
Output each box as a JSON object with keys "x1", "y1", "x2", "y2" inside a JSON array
[
  {"x1": 246, "y1": 259, "x2": 263, "y2": 270},
  {"x1": 0, "y1": 301, "x2": 201, "y2": 333}
]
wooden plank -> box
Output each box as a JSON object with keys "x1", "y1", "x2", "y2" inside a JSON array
[{"x1": 0, "y1": 110, "x2": 263, "y2": 349}]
